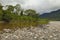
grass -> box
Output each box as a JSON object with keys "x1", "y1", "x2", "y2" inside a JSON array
[
  {"x1": 0, "y1": 16, "x2": 49, "y2": 30},
  {"x1": 0, "y1": 21, "x2": 49, "y2": 30}
]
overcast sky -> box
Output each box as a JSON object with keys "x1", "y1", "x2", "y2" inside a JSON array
[{"x1": 0, "y1": 0, "x2": 60, "y2": 14}]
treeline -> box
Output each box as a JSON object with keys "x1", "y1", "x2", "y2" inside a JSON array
[{"x1": 0, "y1": 3, "x2": 49, "y2": 28}]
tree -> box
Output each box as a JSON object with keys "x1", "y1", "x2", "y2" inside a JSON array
[
  {"x1": 2, "y1": 10, "x2": 13, "y2": 22},
  {"x1": 0, "y1": 3, "x2": 3, "y2": 20},
  {"x1": 14, "y1": 4, "x2": 22, "y2": 15},
  {"x1": 24, "y1": 9, "x2": 36, "y2": 16},
  {"x1": 20, "y1": 9, "x2": 24, "y2": 16},
  {"x1": 6, "y1": 5, "x2": 14, "y2": 13},
  {"x1": 1, "y1": 5, "x2": 14, "y2": 22},
  {"x1": 0, "y1": 3, "x2": 3, "y2": 10}
]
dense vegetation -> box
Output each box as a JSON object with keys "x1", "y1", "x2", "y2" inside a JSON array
[
  {"x1": 40, "y1": 9, "x2": 60, "y2": 21},
  {"x1": 0, "y1": 3, "x2": 49, "y2": 29}
]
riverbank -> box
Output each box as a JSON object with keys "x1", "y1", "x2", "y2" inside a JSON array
[{"x1": 0, "y1": 21, "x2": 60, "y2": 40}]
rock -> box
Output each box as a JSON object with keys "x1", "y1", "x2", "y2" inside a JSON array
[
  {"x1": 0, "y1": 23, "x2": 60, "y2": 40},
  {"x1": 3, "y1": 29, "x2": 12, "y2": 33}
]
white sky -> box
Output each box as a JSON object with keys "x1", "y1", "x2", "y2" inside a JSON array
[{"x1": 0, "y1": 0, "x2": 60, "y2": 14}]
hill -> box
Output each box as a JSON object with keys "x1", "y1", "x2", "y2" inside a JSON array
[{"x1": 40, "y1": 9, "x2": 60, "y2": 21}]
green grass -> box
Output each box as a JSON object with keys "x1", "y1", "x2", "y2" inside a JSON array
[{"x1": 0, "y1": 16, "x2": 49, "y2": 30}]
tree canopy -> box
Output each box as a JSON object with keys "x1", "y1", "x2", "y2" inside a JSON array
[{"x1": 0, "y1": 3, "x2": 49, "y2": 28}]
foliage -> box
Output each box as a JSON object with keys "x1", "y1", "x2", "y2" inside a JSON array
[
  {"x1": 0, "y1": 3, "x2": 49, "y2": 29},
  {"x1": 24, "y1": 9, "x2": 36, "y2": 16}
]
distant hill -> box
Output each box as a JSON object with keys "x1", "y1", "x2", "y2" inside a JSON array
[{"x1": 40, "y1": 9, "x2": 60, "y2": 21}]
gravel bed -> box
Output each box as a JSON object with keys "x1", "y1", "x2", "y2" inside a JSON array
[{"x1": 0, "y1": 25, "x2": 60, "y2": 40}]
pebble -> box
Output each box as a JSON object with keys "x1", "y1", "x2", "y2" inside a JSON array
[{"x1": 0, "y1": 26, "x2": 60, "y2": 40}]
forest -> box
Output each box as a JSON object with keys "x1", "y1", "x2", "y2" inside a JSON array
[{"x1": 0, "y1": 3, "x2": 49, "y2": 29}]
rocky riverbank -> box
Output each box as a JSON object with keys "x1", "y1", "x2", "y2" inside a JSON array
[{"x1": 0, "y1": 21, "x2": 60, "y2": 40}]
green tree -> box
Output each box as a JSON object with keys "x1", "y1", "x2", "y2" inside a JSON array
[
  {"x1": 20, "y1": 9, "x2": 24, "y2": 16},
  {"x1": 25, "y1": 9, "x2": 36, "y2": 16},
  {"x1": 0, "y1": 3, "x2": 3, "y2": 10},
  {"x1": 6, "y1": 5, "x2": 14, "y2": 13},
  {"x1": 0, "y1": 3, "x2": 3, "y2": 20},
  {"x1": 1, "y1": 5, "x2": 14, "y2": 22},
  {"x1": 2, "y1": 10, "x2": 12, "y2": 22}
]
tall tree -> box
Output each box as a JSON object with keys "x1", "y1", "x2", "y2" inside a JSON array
[
  {"x1": 0, "y1": 3, "x2": 3, "y2": 10},
  {"x1": 6, "y1": 5, "x2": 14, "y2": 13},
  {"x1": 1, "y1": 5, "x2": 14, "y2": 22},
  {"x1": 20, "y1": 9, "x2": 24, "y2": 16},
  {"x1": 25, "y1": 9, "x2": 36, "y2": 16},
  {"x1": 14, "y1": 4, "x2": 22, "y2": 15},
  {"x1": 0, "y1": 3, "x2": 3, "y2": 20}
]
